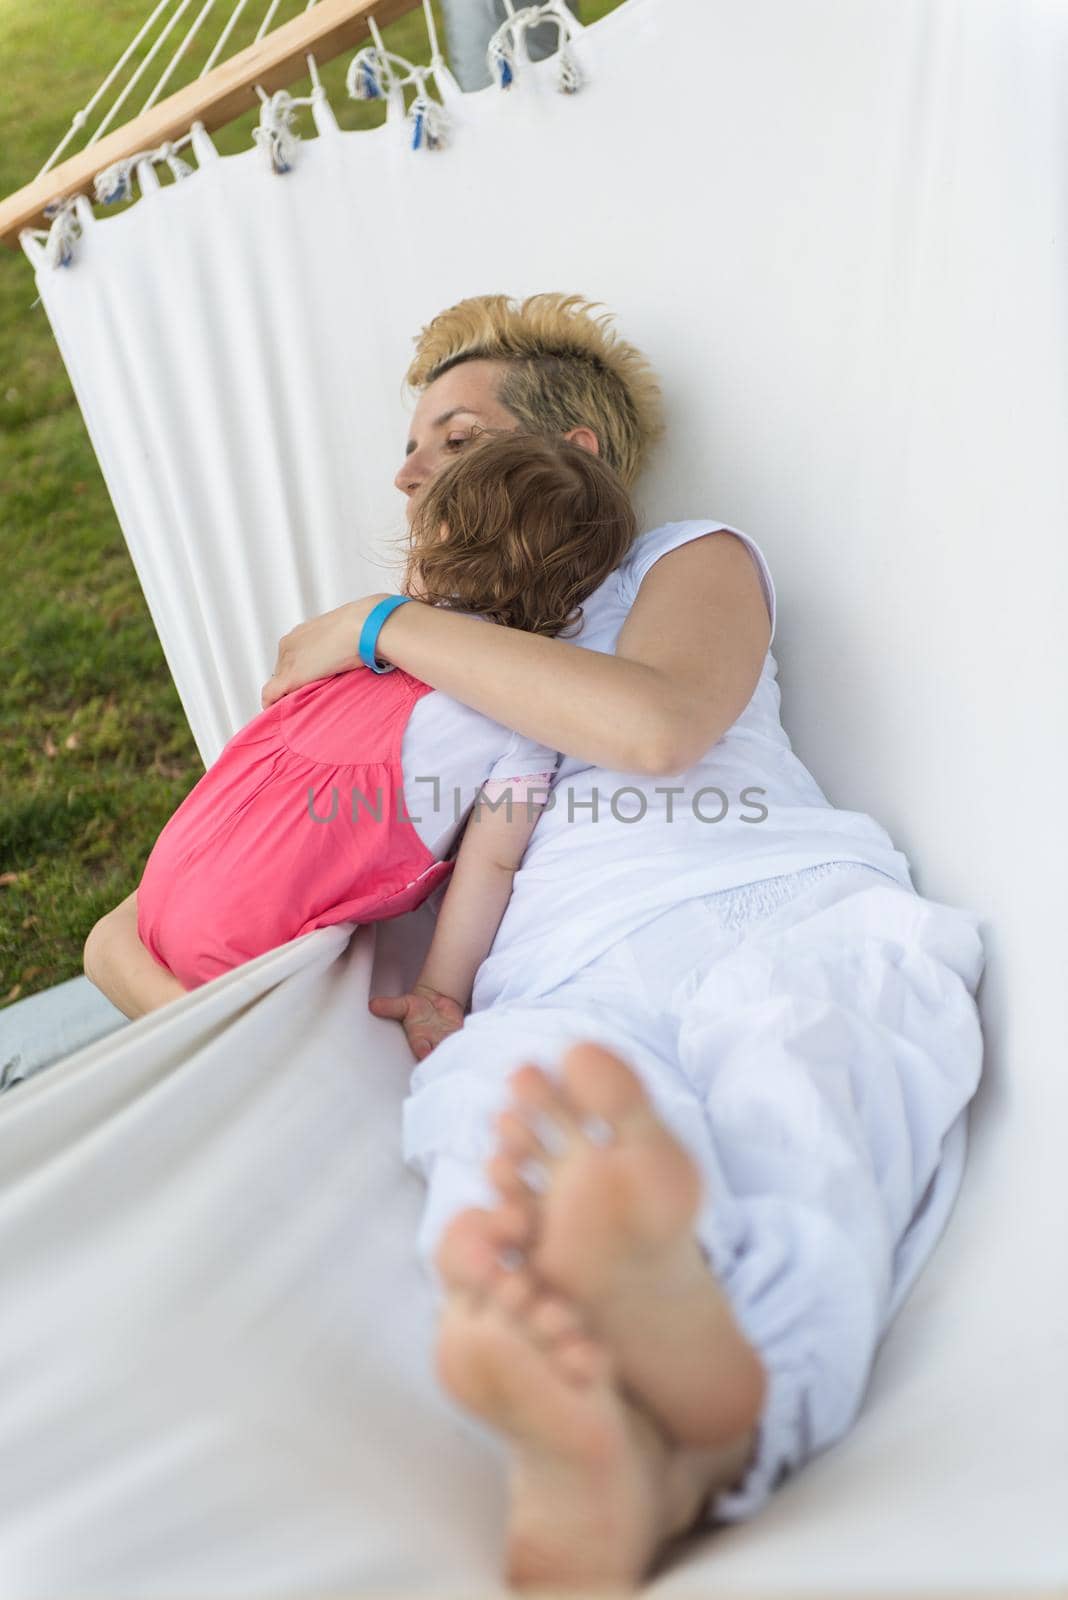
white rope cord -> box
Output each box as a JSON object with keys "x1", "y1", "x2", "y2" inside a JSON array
[
  {"x1": 251, "y1": 68, "x2": 330, "y2": 172},
  {"x1": 26, "y1": 115, "x2": 208, "y2": 268},
  {"x1": 346, "y1": 9, "x2": 451, "y2": 151},
  {"x1": 95, "y1": 1, "x2": 326, "y2": 146},
  {"x1": 252, "y1": 88, "x2": 301, "y2": 172},
  {"x1": 201, "y1": 0, "x2": 313, "y2": 78},
  {"x1": 23, "y1": 198, "x2": 83, "y2": 269},
  {"x1": 487, "y1": 1, "x2": 585, "y2": 93},
  {"x1": 35, "y1": 0, "x2": 179, "y2": 179},
  {"x1": 94, "y1": 130, "x2": 197, "y2": 203},
  {"x1": 26, "y1": 0, "x2": 586, "y2": 268},
  {"x1": 253, "y1": 0, "x2": 286, "y2": 46},
  {"x1": 37, "y1": 0, "x2": 290, "y2": 175},
  {"x1": 420, "y1": 0, "x2": 445, "y2": 70},
  {"x1": 142, "y1": 0, "x2": 222, "y2": 112},
  {"x1": 89, "y1": 0, "x2": 202, "y2": 144},
  {"x1": 199, "y1": 0, "x2": 254, "y2": 75},
  {"x1": 24, "y1": 124, "x2": 212, "y2": 264}
]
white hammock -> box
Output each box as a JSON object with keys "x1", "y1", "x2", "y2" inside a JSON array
[{"x1": 3, "y1": 0, "x2": 1066, "y2": 1590}]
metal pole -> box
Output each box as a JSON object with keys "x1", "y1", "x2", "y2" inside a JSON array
[{"x1": 438, "y1": 0, "x2": 580, "y2": 92}]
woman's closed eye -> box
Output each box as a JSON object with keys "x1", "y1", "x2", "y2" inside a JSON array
[{"x1": 447, "y1": 421, "x2": 497, "y2": 453}]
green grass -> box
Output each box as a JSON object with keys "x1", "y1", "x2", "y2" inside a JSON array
[{"x1": 0, "y1": 0, "x2": 627, "y2": 1006}]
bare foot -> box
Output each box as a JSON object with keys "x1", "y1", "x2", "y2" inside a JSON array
[
  {"x1": 446, "y1": 1041, "x2": 767, "y2": 1452},
  {"x1": 436, "y1": 1260, "x2": 681, "y2": 1591}
]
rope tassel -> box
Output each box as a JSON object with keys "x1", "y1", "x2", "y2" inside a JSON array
[
  {"x1": 556, "y1": 42, "x2": 583, "y2": 94},
  {"x1": 42, "y1": 198, "x2": 81, "y2": 269},
  {"x1": 486, "y1": 5, "x2": 585, "y2": 95},
  {"x1": 95, "y1": 139, "x2": 195, "y2": 204},
  {"x1": 159, "y1": 141, "x2": 193, "y2": 182},
  {"x1": 346, "y1": 37, "x2": 449, "y2": 154},
  {"x1": 94, "y1": 161, "x2": 137, "y2": 205},
  {"x1": 488, "y1": 33, "x2": 516, "y2": 89},
  {"x1": 253, "y1": 91, "x2": 301, "y2": 174},
  {"x1": 408, "y1": 89, "x2": 448, "y2": 151},
  {"x1": 346, "y1": 47, "x2": 386, "y2": 101}
]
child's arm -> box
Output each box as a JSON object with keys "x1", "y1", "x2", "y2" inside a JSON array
[
  {"x1": 419, "y1": 774, "x2": 552, "y2": 1008},
  {"x1": 83, "y1": 890, "x2": 188, "y2": 1019},
  {"x1": 369, "y1": 773, "x2": 553, "y2": 1058}
]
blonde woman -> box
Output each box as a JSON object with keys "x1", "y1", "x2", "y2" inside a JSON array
[{"x1": 156, "y1": 294, "x2": 992, "y2": 1588}]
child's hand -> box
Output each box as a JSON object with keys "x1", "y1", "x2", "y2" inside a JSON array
[{"x1": 368, "y1": 982, "x2": 465, "y2": 1063}]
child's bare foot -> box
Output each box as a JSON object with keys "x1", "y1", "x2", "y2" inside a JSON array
[
  {"x1": 445, "y1": 1042, "x2": 767, "y2": 1451},
  {"x1": 435, "y1": 1259, "x2": 691, "y2": 1591}
]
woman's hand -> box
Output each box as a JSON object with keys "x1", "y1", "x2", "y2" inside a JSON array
[
  {"x1": 368, "y1": 981, "x2": 465, "y2": 1063},
  {"x1": 260, "y1": 594, "x2": 394, "y2": 710}
]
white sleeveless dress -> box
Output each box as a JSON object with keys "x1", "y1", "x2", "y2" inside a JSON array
[
  {"x1": 466, "y1": 518, "x2": 916, "y2": 1005},
  {"x1": 397, "y1": 520, "x2": 987, "y2": 1525}
]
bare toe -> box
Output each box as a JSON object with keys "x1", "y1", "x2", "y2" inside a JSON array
[
  {"x1": 493, "y1": 1041, "x2": 766, "y2": 1452},
  {"x1": 485, "y1": 1152, "x2": 540, "y2": 1221},
  {"x1": 552, "y1": 1334, "x2": 613, "y2": 1387},
  {"x1": 494, "y1": 1267, "x2": 539, "y2": 1317},
  {"x1": 558, "y1": 1040, "x2": 658, "y2": 1133},
  {"x1": 436, "y1": 1204, "x2": 531, "y2": 1292},
  {"x1": 527, "y1": 1294, "x2": 585, "y2": 1345},
  {"x1": 434, "y1": 1265, "x2": 672, "y2": 1591},
  {"x1": 505, "y1": 1281, "x2": 614, "y2": 1389},
  {"x1": 494, "y1": 1108, "x2": 548, "y2": 1161},
  {"x1": 507, "y1": 1064, "x2": 584, "y2": 1144}
]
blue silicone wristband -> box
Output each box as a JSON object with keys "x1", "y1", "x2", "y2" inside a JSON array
[{"x1": 358, "y1": 595, "x2": 412, "y2": 673}]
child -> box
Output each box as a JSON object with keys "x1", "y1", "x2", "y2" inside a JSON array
[{"x1": 89, "y1": 432, "x2": 639, "y2": 1061}]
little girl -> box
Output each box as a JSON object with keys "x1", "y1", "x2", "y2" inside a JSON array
[{"x1": 89, "y1": 432, "x2": 639, "y2": 1061}]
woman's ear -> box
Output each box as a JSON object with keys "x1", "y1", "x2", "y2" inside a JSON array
[{"x1": 563, "y1": 425, "x2": 600, "y2": 457}]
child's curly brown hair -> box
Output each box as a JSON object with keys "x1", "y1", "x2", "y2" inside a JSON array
[{"x1": 400, "y1": 430, "x2": 639, "y2": 639}]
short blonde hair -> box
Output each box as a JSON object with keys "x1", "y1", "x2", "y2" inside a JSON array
[{"x1": 404, "y1": 292, "x2": 665, "y2": 487}]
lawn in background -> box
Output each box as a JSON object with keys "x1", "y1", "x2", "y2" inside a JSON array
[{"x1": 0, "y1": 0, "x2": 626, "y2": 1006}]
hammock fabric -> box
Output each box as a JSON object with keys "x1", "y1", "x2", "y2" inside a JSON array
[{"x1": 3, "y1": 0, "x2": 1066, "y2": 1590}]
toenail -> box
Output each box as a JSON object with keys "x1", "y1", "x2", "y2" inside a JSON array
[
  {"x1": 529, "y1": 1110, "x2": 568, "y2": 1156},
  {"x1": 582, "y1": 1114, "x2": 616, "y2": 1147},
  {"x1": 509, "y1": 1063, "x2": 544, "y2": 1083},
  {"x1": 497, "y1": 1245, "x2": 524, "y2": 1272},
  {"x1": 518, "y1": 1158, "x2": 550, "y2": 1194}
]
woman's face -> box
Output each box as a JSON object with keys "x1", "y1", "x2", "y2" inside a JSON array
[{"x1": 395, "y1": 358, "x2": 520, "y2": 525}]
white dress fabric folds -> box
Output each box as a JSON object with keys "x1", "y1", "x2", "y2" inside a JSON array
[
  {"x1": 5, "y1": 0, "x2": 1066, "y2": 1590},
  {"x1": 403, "y1": 860, "x2": 988, "y2": 1524}
]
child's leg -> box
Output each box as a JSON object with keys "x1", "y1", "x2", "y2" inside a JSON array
[{"x1": 84, "y1": 891, "x2": 189, "y2": 1019}]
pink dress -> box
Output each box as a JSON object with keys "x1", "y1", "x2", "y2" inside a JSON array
[{"x1": 137, "y1": 667, "x2": 456, "y2": 989}]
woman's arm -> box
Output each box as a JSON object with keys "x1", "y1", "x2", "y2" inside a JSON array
[
  {"x1": 261, "y1": 532, "x2": 770, "y2": 776},
  {"x1": 377, "y1": 531, "x2": 770, "y2": 773},
  {"x1": 84, "y1": 891, "x2": 188, "y2": 1019}
]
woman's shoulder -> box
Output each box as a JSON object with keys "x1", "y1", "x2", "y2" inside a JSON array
[{"x1": 620, "y1": 520, "x2": 777, "y2": 645}]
